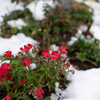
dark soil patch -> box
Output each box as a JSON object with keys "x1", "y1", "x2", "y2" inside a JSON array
[
  {"x1": 34, "y1": 21, "x2": 93, "y2": 51},
  {"x1": 67, "y1": 51, "x2": 100, "y2": 70},
  {"x1": 0, "y1": 89, "x2": 7, "y2": 100}
]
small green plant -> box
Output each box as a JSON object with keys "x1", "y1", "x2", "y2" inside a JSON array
[
  {"x1": 19, "y1": 21, "x2": 42, "y2": 38},
  {"x1": 73, "y1": 8, "x2": 93, "y2": 24},
  {"x1": 0, "y1": 8, "x2": 33, "y2": 36},
  {"x1": 0, "y1": 44, "x2": 73, "y2": 100},
  {"x1": 1, "y1": 8, "x2": 33, "y2": 24},
  {"x1": 68, "y1": 35, "x2": 100, "y2": 62}
]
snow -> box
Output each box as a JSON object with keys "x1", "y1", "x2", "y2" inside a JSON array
[
  {"x1": 26, "y1": 0, "x2": 57, "y2": 20},
  {"x1": 63, "y1": 68, "x2": 100, "y2": 100},
  {"x1": 0, "y1": 0, "x2": 100, "y2": 100},
  {"x1": 7, "y1": 18, "x2": 27, "y2": 29},
  {"x1": 0, "y1": 0, "x2": 24, "y2": 22},
  {"x1": 0, "y1": 33, "x2": 37, "y2": 56}
]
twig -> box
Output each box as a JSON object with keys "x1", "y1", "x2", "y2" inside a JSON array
[{"x1": 69, "y1": 57, "x2": 97, "y2": 66}]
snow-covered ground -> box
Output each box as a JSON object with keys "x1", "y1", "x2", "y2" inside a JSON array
[{"x1": 0, "y1": 0, "x2": 100, "y2": 100}]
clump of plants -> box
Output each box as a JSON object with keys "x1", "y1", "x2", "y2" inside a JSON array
[
  {"x1": 43, "y1": 5, "x2": 73, "y2": 34},
  {"x1": 0, "y1": 44, "x2": 73, "y2": 100},
  {"x1": 68, "y1": 34, "x2": 100, "y2": 63},
  {"x1": 42, "y1": 4, "x2": 93, "y2": 44},
  {"x1": 19, "y1": 21, "x2": 43, "y2": 38},
  {"x1": 0, "y1": 8, "x2": 34, "y2": 37},
  {"x1": 73, "y1": 8, "x2": 93, "y2": 24}
]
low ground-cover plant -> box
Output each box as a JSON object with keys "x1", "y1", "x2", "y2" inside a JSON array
[
  {"x1": 0, "y1": 8, "x2": 33, "y2": 36},
  {"x1": 73, "y1": 8, "x2": 93, "y2": 24},
  {"x1": 43, "y1": 4, "x2": 93, "y2": 34},
  {"x1": 42, "y1": 4, "x2": 93, "y2": 44},
  {"x1": 68, "y1": 35, "x2": 100, "y2": 62},
  {"x1": 19, "y1": 21, "x2": 43, "y2": 38},
  {"x1": 0, "y1": 44, "x2": 72, "y2": 100}
]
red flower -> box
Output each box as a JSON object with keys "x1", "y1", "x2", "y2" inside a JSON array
[
  {"x1": 42, "y1": 49, "x2": 50, "y2": 58},
  {"x1": 34, "y1": 88, "x2": 44, "y2": 99},
  {"x1": 0, "y1": 63, "x2": 12, "y2": 82},
  {"x1": 66, "y1": 19, "x2": 70, "y2": 23},
  {"x1": 39, "y1": 81, "x2": 42, "y2": 84},
  {"x1": 27, "y1": 44, "x2": 33, "y2": 49},
  {"x1": 57, "y1": 6, "x2": 61, "y2": 10},
  {"x1": 10, "y1": 92, "x2": 14, "y2": 96},
  {"x1": 58, "y1": 45, "x2": 67, "y2": 50},
  {"x1": 62, "y1": 50, "x2": 68, "y2": 54},
  {"x1": 50, "y1": 13, "x2": 53, "y2": 16},
  {"x1": 7, "y1": 64, "x2": 12, "y2": 69},
  {"x1": 59, "y1": 70, "x2": 62, "y2": 74},
  {"x1": 0, "y1": 63, "x2": 8, "y2": 77},
  {"x1": 67, "y1": 63, "x2": 70, "y2": 67},
  {"x1": 58, "y1": 45, "x2": 68, "y2": 54},
  {"x1": 4, "y1": 51, "x2": 12, "y2": 57},
  {"x1": 6, "y1": 96, "x2": 11, "y2": 100},
  {"x1": 20, "y1": 80, "x2": 25, "y2": 86},
  {"x1": 63, "y1": 10, "x2": 66, "y2": 13},
  {"x1": 6, "y1": 73, "x2": 12, "y2": 80},
  {"x1": 20, "y1": 44, "x2": 33, "y2": 53},
  {"x1": 51, "y1": 50, "x2": 61, "y2": 60},
  {"x1": 0, "y1": 77, "x2": 4, "y2": 82},
  {"x1": 59, "y1": 19, "x2": 64, "y2": 23},
  {"x1": 21, "y1": 57, "x2": 31, "y2": 67}
]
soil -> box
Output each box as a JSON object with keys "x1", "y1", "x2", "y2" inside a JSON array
[
  {"x1": 0, "y1": 89, "x2": 7, "y2": 100},
  {"x1": 67, "y1": 51, "x2": 100, "y2": 70}
]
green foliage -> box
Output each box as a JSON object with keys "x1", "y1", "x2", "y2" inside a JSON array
[
  {"x1": 73, "y1": 8, "x2": 93, "y2": 24},
  {"x1": 11, "y1": 27, "x2": 18, "y2": 34},
  {"x1": 2, "y1": 8, "x2": 33, "y2": 23},
  {"x1": 43, "y1": 5, "x2": 73, "y2": 34},
  {"x1": 19, "y1": 22, "x2": 42, "y2": 37},
  {"x1": 0, "y1": 8, "x2": 33, "y2": 35},
  {"x1": 68, "y1": 35, "x2": 100, "y2": 62},
  {"x1": 11, "y1": 0, "x2": 19, "y2": 4},
  {"x1": 53, "y1": 26, "x2": 60, "y2": 34},
  {"x1": 0, "y1": 44, "x2": 71, "y2": 100}
]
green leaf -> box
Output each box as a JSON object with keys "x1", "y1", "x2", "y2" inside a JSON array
[
  {"x1": 26, "y1": 69, "x2": 31, "y2": 80},
  {"x1": 18, "y1": 72, "x2": 21, "y2": 86},
  {"x1": 17, "y1": 95, "x2": 31, "y2": 100},
  {"x1": 76, "y1": 52, "x2": 86, "y2": 62},
  {"x1": 3, "y1": 80, "x2": 10, "y2": 92},
  {"x1": 53, "y1": 26, "x2": 60, "y2": 34},
  {"x1": 11, "y1": 27, "x2": 18, "y2": 34},
  {"x1": 44, "y1": 96, "x2": 51, "y2": 100},
  {"x1": 12, "y1": 92, "x2": 21, "y2": 98}
]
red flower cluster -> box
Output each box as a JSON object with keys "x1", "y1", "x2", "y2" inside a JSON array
[
  {"x1": 67, "y1": 63, "x2": 70, "y2": 67},
  {"x1": 42, "y1": 49, "x2": 61, "y2": 60},
  {"x1": 21, "y1": 57, "x2": 31, "y2": 67},
  {"x1": 59, "y1": 19, "x2": 64, "y2": 23},
  {"x1": 0, "y1": 62, "x2": 12, "y2": 82},
  {"x1": 4, "y1": 51, "x2": 12, "y2": 57},
  {"x1": 42, "y1": 49, "x2": 50, "y2": 58},
  {"x1": 20, "y1": 80, "x2": 25, "y2": 86},
  {"x1": 58, "y1": 45, "x2": 68, "y2": 54},
  {"x1": 20, "y1": 44, "x2": 33, "y2": 53},
  {"x1": 42, "y1": 45, "x2": 68, "y2": 60},
  {"x1": 6, "y1": 96, "x2": 11, "y2": 100},
  {"x1": 59, "y1": 70, "x2": 62, "y2": 74},
  {"x1": 34, "y1": 88, "x2": 44, "y2": 99},
  {"x1": 51, "y1": 50, "x2": 61, "y2": 60}
]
